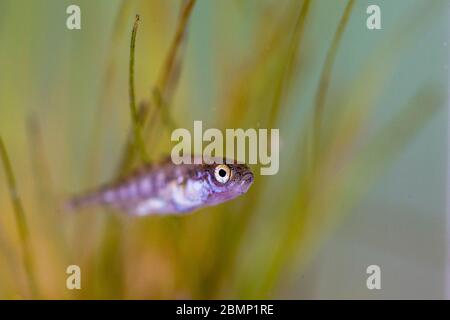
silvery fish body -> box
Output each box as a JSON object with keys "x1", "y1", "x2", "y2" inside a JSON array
[{"x1": 67, "y1": 157, "x2": 254, "y2": 216}]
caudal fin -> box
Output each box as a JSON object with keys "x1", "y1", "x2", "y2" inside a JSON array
[{"x1": 64, "y1": 191, "x2": 103, "y2": 212}]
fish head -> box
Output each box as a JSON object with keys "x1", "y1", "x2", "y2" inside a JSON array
[{"x1": 201, "y1": 160, "x2": 254, "y2": 206}]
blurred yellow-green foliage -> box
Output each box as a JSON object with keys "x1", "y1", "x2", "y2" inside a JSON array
[{"x1": 0, "y1": 0, "x2": 448, "y2": 299}]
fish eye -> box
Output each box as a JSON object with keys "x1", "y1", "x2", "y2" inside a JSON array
[{"x1": 214, "y1": 164, "x2": 231, "y2": 184}]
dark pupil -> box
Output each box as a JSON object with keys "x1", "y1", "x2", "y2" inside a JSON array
[{"x1": 218, "y1": 169, "x2": 227, "y2": 178}]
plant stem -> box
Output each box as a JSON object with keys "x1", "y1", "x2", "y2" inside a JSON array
[
  {"x1": 129, "y1": 14, "x2": 149, "y2": 163},
  {"x1": 0, "y1": 136, "x2": 37, "y2": 298},
  {"x1": 117, "y1": 0, "x2": 196, "y2": 174},
  {"x1": 312, "y1": 0, "x2": 355, "y2": 158}
]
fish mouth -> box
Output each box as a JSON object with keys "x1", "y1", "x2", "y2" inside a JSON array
[{"x1": 239, "y1": 173, "x2": 254, "y2": 193}]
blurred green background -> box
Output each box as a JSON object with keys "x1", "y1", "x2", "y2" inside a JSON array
[{"x1": 0, "y1": 0, "x2": 448, "y2": 299}]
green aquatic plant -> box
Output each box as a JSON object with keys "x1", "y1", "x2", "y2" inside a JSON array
[
  {"x1": 0, "y1": 136, "x2": 37, "y2": 297},
  {"x1": 0, "y1": 0, "x2": 446, "y2": 299},
  {"x1": 128, "y1": 14, "x2": 149, "y2": 163}
]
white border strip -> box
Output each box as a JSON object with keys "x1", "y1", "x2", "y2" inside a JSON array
[{"x1": 446, "y1": 1, "x2": 450, "y2": 299}]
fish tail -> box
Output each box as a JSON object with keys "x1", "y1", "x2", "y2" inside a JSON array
[{"x1": 65, "y1": 190, "x2": 105, "y2": 212}]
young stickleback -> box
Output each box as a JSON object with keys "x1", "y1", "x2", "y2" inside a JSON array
[{"x1": 67, "y1": 157, "x2": 254, "y2": 216}]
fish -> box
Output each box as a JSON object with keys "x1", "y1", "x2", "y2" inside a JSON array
[{"x1": 66, "y1": 156, "x2": 254, "y2": 216}]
